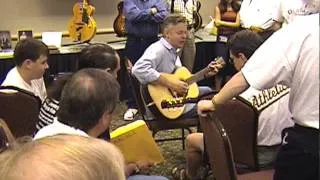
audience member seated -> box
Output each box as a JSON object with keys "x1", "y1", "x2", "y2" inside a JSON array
[
  {"x1": 173, "y1": 30, "x2": 294, "y2": 179},
  {"x1": 1, "y1": 38, "x2": 49, "y2": 101},
  {"x1": 132, "y1": 14, "x2": 220, "y2": 120},
  {"x1": 36, "y1": 43, "x2": 121, "y2": 132},
  {"x1": 34, "y1": 68, "x2": 168, "y2": 180},
  {"x1": 0, "y1": 134, "x2": 126, "y2": 180}
]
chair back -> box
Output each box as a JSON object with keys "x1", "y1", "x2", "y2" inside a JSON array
[
  {"x1": 200, "y1": 112, "x2": 237, "y2": 180},
  {"x1": 0, "y1": 119, "x2": 15, "y2": 152},
  {"x1": 124, "y1": 57, "x2": 147, "y2": 120},
  {"x1": 0, "y1": 86, "x2": 42, "y2": 138},
  {"x1": 214, "y1": 96, "x2": 259, "y2": 171}
]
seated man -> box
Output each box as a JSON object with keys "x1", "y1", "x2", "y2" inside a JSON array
[
  {"x1": 34, "y1": 69, "x2": 168, "y2": 180},
  {"x1": 132, "y1": 14, "x2": 219, "y2": 119},
  {"x1": 175, "y1": 30, "x2": 293, "y2": 179},
  {"x1": 0, "y1": 134, "x2": 126, "y2": 180},
  {"x1": 36, "y1": 43, "x2": 121, "y2": 132},
  {"x1": 1, "y1": 38, "x2": 49, "y2": 101}
]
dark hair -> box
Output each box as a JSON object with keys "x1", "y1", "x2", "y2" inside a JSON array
[
  {"x1": 47, "y1": 43, "x2": 118, "y2": 101},
  {"x1": 78, "y1": 43, "x2": 118, "y2": 71},
  {"x1": 218, "y1": 0, "x2": 241, "y2": 14},
  {"x1": 227, "y1": 30, "x2": 264, "y2": 59},
  {"x1": 13, "y1": 38, "x2": 49, "y2": 66},
  {"x1": 57, "y1": 68, "x2": 120, "y2": 133},
  {"x1": 161, "y1": 14, "x2": 187, "y2": 32}
]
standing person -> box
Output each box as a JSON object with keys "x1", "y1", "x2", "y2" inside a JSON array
[
  {"x1": 168, "y1": 0, "x2": 197, "y2": 72},
  {"x1": 1, "y1": 38, "x2": 49, "y2": 102},
  {"x1": 239, "y1": 0, "x2": 282, "y2": 40},
  {"x1": 34, "y1": 69, "x2": 169, "y2": 180},
  {"x1": 198, "y1": 12, "x2": 319, "y2": 180},
  {"x1": 175, "y1": 30, "x2": 294, "y2": 180},
  {"x1": 213, "y1": 0, "x2": 241, "y2": 90},
  {"x1": 123, "y1": 0, "x2": 169, "y2": 121}
]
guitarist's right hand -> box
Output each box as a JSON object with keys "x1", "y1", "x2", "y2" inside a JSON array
[
  {"x1": 158, "y1": 73, "x2": 188, "y2": 95},
  {"x1": 169, "y1": 78, "x2": 189, "y2": 95}
]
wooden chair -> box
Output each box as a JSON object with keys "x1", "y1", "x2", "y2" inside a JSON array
[
  {"x1": 0, "y1": 86, "x2": 42, "y2": 138},
  {"x1": 124, "y1": 58, "x2": 199, "y2": 149},
  {"x1": 200, "y1": 112, "x2": 274, "y2": 180},
  {"x1": 0, "y1": 119, "x2": 15, "y2": 152},
  {"x1": 214, "y1": 96, "x2": 260, "y2": 172}
]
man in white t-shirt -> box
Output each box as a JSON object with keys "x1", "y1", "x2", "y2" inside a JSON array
[
  {"x1": 198, "y1": 12, "x2": 319, "y2": 180},
  {"x1": 1, "y1": 38, "x2": 49, "y2": 101},
  {"x1": 180, "y1": 30, "x2": 293, "y2": 179}
]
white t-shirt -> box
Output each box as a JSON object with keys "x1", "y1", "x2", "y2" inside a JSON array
[
  {"x1": 1, "y1": 67, "x2": 47, "y2": 101},
  {"x1": 242, "y1": 14, "x2": 319, "y2": 129},
  {"x1": 34, "y1": 119, "x2": 88, "y2": 140},
  {"x1": 280, "y1": 0, "x2": 318, "y2": 24},
  {"x1": 239, "y1": 0, "x2": 282, "y2": 29},
  {"x1": 240, "y1": 85, "x2": 294, "y2": 146}
]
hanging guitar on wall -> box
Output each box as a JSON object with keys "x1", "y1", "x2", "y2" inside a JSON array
[
  {"x1": 113, "y1": 1, "x2": 127, "y2": 37},
  {"x1": 193, "y1": 0, "x2": 203, "y2": 31},
  {"x1": 68, "y1": 0, "x2": 97, "y2": 43}
]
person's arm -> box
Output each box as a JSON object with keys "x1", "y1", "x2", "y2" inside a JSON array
[
  {"x1": 215, "y1": 7, "x2": 240, "y2": 28},
  {"x1": 197, "y1": 71, "x2": 249, "y2": 116},
  {"x1": 123, "y1": 0, "x2": 155, "y2": 22},
  {"x1": 151, "y1": 0, "x2": 170, "y2": 23},
  {"x1": 125, "y1": 161, "x2": 153, "y2": 177}
]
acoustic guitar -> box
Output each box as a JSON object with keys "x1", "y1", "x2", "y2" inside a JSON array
[
  {"x1": 193, "y1": 0, "x2": 203, "y2": 31},
  {"x1": 144, "y1": 57, "x2": 226, "y2": 120},
  {"x1": 68, "y1": 0, "x2": 97, "y2": 42},
  {"x1": 113, "y1": 1, "x2": 127, "y2": 37}
]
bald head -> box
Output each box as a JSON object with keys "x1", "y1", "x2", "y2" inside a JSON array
[{"x1": 0, "y1": 135, "x2": 125, "y2": 180}]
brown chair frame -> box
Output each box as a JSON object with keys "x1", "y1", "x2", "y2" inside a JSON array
[
  {"x1": 0, "y1": 86, "x2": 41, "y2": 138},
  {"x1": 200, "y1": 112, "x2": 274, "y2": 180},
  {"x1": 213, "y1": 96, "x2": 260, "y2": 172}
]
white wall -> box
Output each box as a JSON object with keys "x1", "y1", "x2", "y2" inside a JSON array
[{"x1": 0, "y1": 0, "x2": 217, "y2": 41}]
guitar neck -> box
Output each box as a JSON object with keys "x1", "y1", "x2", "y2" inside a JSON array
[{"x1": 185, "y1": 67, "x2": 209, "y2": 85}]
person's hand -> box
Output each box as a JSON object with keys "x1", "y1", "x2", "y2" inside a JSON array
[
  {"x1": 214, "y1": 20, "x2": 222, "y2": 27},
  {"x1": 206, "y1": 61, "x2": 223, "y2": 77},
  {"x1": 168, "y1": 77, "x2": 189, "y2": 95},
  {"x1": 151, "y1": 7, "x2": 158, "y2": 15},
  {"x1": 197, "y1": 99, "x2": 215, "y2": 117},
  {"x1": 250, "y1": 25, "x2": 264, "y2": 33},
  {"x1": 135, "y1": 160, "x2": 154, "y2": 170}
]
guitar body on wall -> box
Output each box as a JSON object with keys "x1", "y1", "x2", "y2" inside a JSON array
[
  {"x1": 68, "y1": 0, "x2": 97, "y2": 43},
  {"x1": 143, "y1": 57, "x2": 225, "y2": 120},
  {"x1": 193, "y1": 0, "x2": 202, "y2": 31},
  {"x1": 113, "y1": 1, "x2": 127, "y2": 37}
]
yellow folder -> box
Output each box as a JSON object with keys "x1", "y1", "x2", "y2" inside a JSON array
[{"x1": 111, "y1": 120, "x2": 164, "y2": 164}]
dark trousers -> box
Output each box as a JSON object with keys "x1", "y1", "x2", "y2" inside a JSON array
[
  {"x1": 274, "y1": 124, "x2": 319, "y2": 180},
  {"x1": 124, "y1": 35, "x2": 158, "y2": 108}
]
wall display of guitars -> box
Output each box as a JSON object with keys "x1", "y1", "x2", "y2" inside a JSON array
[
  {"x1": 113, "y1": 1, "x2": 127, "y2": 37},
  {"x1": 193, "y1": 0, "x2": 203, "y2": 31},
  {"x1": 68, "y1": 0, "x2": 97, "y2": 43},
  {"x1": 143, "y1": 57, "x2": 226, "y2": 120}
]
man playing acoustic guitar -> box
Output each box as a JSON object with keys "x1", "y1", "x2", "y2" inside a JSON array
[{"x1": 132, "y1": 14, "x2": 223, "y2": 120}]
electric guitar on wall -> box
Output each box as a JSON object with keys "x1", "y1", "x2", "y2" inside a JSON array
[
  {"x1": 193, "y1": 0, "x2": 203, "y2": 31},
  {"x1": 68, "y1": 0, "x2": 97, "y2": 42},
  {"x1": 143, "y1": 57, "x2": 226, "y2": 120},
  {"x1": 113, "y1": 1, "x2": 127, "y2": 37}
]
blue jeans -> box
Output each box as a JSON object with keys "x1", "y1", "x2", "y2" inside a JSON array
[{"x1": 127, "y1": 175, "x2": 169, "y2": 180}]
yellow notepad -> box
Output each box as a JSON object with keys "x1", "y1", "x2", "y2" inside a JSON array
[{"x1": 111, "y1": 120, "x2": 164, "y2": 164}]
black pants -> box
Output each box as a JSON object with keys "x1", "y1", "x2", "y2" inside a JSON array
[{"x1": 274, "y1": 124, "x2": 319, "y2": 180}]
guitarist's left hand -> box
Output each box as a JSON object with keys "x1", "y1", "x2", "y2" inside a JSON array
[{"x1": 205, "y1": 59, "x2": 225, "y2": 77}]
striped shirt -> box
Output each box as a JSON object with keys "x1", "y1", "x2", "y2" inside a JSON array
[{"x1": 35, "y1": 98, "x2": 59, "y2": 132}]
